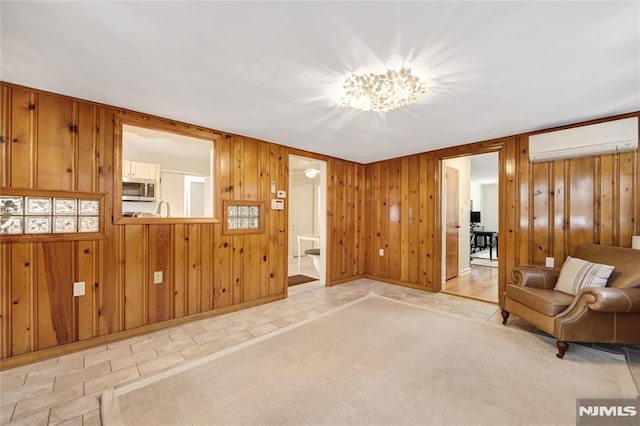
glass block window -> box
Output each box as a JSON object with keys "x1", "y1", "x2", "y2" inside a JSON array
[{"x1": 1, "y1": 193, "x2": 101, "y2": 237}]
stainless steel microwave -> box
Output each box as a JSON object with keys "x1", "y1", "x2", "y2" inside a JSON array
[{"x1": 122, "y1": 178, "x2": 157, "y2": 202}]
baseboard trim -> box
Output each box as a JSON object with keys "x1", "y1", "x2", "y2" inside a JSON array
[
  {"x1": 362, "y1": 274, "x2": 435, "y2": 292},
  {"x1": 0, "y1": 294, "x2": 286, "y2": 371},
  {"x1": 326, "y1": 275, "x2": 364, "y2": 286}
]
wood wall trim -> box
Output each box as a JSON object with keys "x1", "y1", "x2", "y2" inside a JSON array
[
  {"x1": 112, "y1": 112, "x2": 222, "y2": 225},
  {"x1": 116, "y1": 112, "x2": 222, "y2": 142},
  {"x1": 324, "y1": 275, "x2": 363, "y2": 287},
  {"x1": 362, "y1": 274, "x2": 436, "y2": 292}
]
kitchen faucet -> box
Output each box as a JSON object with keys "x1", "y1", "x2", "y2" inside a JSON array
[{"x1": 156, "y1": 200, "x2": 170, "y2": 217}]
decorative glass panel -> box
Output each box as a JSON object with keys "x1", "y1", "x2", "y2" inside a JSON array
[
  {"x1": 25, "y1": 197, "x2": 52, "y2": 215},
  {"x1": 79, "y1": 199, "x2": 100, "y2": 215},
  {"x1": 0, "y1": 217, "x2": 23, "y2": 234},
  {"x1": 53, "y1": 216, "x2": 77, "y2": 233},
  {"x1": 78, "y1": 216, "x2": 100, "y2": 233},
  {"x1": 25, "y1": 216, "x2": 51, "y2": 234},
  {"x1": 54, "y1": 198, "x2": 77, "y2": 215},
  {"x1": 0, "y1": 196, "x2": 23, "y2": 215}
]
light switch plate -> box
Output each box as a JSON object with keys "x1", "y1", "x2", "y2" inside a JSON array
[
  {"x1": 379, "y1": 248, "x2": 384, "y2": 256},
  {"x1": 73, "y1": 281, "x2": 85, "y2": 297},
  {"x1": 270, "y1": 181, "x2": 276, "y2": 194},
  {"x1": 153, "y1": 271, "x2": 163, "y2": 284},
  {"x1": 277, "y1": 190, "x2": 286, "y2": 198},
  {"x1": 545, "y1": 257, "x2": 555, "y2": 268}
]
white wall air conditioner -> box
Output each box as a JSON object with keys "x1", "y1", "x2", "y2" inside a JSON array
[{"x1": 528, "y1": 116, "x2": 638, "y2": 163}]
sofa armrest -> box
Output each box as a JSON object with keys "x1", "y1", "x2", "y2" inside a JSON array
[
  {"x1": 569, "y1": 287, "x2": 640, "y2": 313},
  {"x1": 511, "y1": 266, "x2": 560, "y2": 290}
]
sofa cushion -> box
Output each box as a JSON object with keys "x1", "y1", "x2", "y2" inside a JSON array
[
  {"x1": 554, "y1": 256, "x2": 614, "y2": 295},
  {"x1": 574, "y1": 244, "x2": 640, "y2": 289},
  {"x1": 506, "y1": 285, "x2": 574, "y2": 317}
]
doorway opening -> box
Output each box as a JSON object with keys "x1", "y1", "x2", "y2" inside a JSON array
[
  {"x1": 441, "y1": 152, "x2": 499, "y2": 303},
  {"x1": 287, "y1": 155, "x2": 327, "y2": 290}
]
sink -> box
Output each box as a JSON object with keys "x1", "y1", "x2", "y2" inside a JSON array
[{"x1": 133, "y1": 212, "x2": 155, "y2": 217}]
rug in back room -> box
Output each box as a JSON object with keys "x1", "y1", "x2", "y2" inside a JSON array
[
  {"x1": 470, "y1": 248, "x2": 499, "y2": 268},
  {"x1": 287, "y1": 274, "x2": 317, "y2": 287},
  {"x1": 101, "y1": 293, "x2": 637, "y2": 426}
]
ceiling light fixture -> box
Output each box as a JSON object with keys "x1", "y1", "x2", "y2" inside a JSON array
[
  {"x1": 304, "y1": 168, "x2": 319, "y2": 178},
  {"x1": 341, "y1": 67, "x2": 427, "y2": 113}
]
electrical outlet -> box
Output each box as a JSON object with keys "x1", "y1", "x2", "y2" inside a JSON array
[
  {"x1": 73, "y1": 281, "x2": 85, "y2": 297},
  {"x1": 545, "y1": 257, "x2": 555, "y2": 268},
  {"x1": 379, "y1": 248, "x2": 384, "y2": 256},
  {"x1": 153, "y1": 271, "x2": 163, "y2": 284}
]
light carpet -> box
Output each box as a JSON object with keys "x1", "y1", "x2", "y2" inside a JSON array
[
  {"x1": 101, "y1": 293, "x2": 637, "y2": 426},
  {"x1": 626, "y1": 347, "x2": 640, "y2": 392}
]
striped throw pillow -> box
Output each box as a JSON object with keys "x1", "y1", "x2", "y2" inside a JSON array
[{"x1": 554, "y1": 256, "x2": 614, "y2": 295}]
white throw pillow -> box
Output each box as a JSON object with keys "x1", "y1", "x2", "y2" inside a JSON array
[{"x1": 554, "y1": 256, "x2": 614, "y2": 295}]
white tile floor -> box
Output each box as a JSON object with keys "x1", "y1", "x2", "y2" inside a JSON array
[{"x1": 0, "y1": 277, "x2": 632, "y2": 425}]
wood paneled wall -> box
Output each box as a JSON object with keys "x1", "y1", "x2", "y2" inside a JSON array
[
  {"x1": 1, "y1": 82, "x2": 637, "y2": 364},
  {"x1": 364, "y1": 155, "x2": 441, "y2": 290},
  {"x1": 518, "y1": 135, "x2": 639, "y2": 268},
  {"x1": 0, "y1": 83, "x2": 364, "y2": 363},
  {"x1": 364, "y1": 114, "x2": 640, "y2": 294},
  {"x1": 326, "y1": 158, "x2": 366, "y2": 283}
]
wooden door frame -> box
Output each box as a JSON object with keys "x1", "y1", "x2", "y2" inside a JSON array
[
  {"x1": 432, "y1": 142, "x2": 507, "y2": 295},
  {"x1": 444, "y1": 166, "x2": 460, "y2": 280}
]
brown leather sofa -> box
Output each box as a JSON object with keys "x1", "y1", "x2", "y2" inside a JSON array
[{"x1": 500, "y1": 243, "x2": 640, "y2": 358}]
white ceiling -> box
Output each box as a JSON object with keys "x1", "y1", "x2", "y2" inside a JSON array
[{"x1": 1, "y1": 1, "x2": 638, "y2": 164}]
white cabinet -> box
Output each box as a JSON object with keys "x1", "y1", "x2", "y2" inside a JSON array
[
  {"x1": 123, "y1": 161, "x2": 159, "y2": 180},
  {"x1": 122, "y1": 161, "x2": 132, "y2": 178},
  {"x1": 130, "y1": 161, "x2": 157, "y2": 180}
]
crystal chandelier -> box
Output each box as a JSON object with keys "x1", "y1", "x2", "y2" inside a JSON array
[{"x1": 341, "y1": 67, "x2": 427, "y2": 113}]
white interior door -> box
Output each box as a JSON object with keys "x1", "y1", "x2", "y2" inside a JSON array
[
  {"x1": 188, "y1": 181, "x2": 205, "y2": 217},
  {"x1": 288, "y1": 183, "x2": 315, "y2": 256},
  {"x1": 159, "y1": 171, "x2": 185, "y2": 217}
]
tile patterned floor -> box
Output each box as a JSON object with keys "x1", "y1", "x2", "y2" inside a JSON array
[{"x1": 0, "y1": 278, "x2": 634, "y2": 425}]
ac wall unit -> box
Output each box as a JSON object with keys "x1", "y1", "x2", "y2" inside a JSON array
[{"x1": 529, "y1": 116, "x2": 638, "y2": 163}]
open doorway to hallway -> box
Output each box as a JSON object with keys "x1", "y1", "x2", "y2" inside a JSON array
[
  {"x1": 441, "y1": 152, "x2": 499, "y2": 303},
  {"x1": 287, "y1": 155, "x2": 327, "y2": 290}
]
